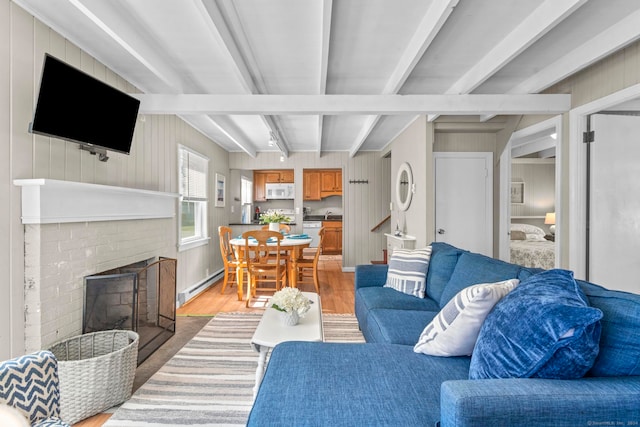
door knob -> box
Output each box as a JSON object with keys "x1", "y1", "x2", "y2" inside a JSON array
[{"x1": 437, "y1": 228, "x2": 445, "y2": 234}]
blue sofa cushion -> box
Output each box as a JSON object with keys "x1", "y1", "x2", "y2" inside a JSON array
[
  {"x1": 248, "y1": 342, "x2": 470, "y2": 426},
  {"x1": 469, "y1": 269, "x2": 603, "y2": 380},
  {"x1": 364, "y1": 309, "x2": 438, "y2": 344},
  {"x1": 354, "y1": 264, "x2": 388, "y2": 290},
  {"x1": 425, "y1": 242, "x2": 467, "y2": 303},
  {"x1": 579, "y1": 280, "x2": 640, "y2": 376},
  {"x1": 439, "y1": 252, "x2": 521, "y2": 308},
  {"x1": 384, "y1": 247, "x2": 432, "y2": 298},
  {"x1": 355, "y1": 286, "x2": 440, "y2": 335}
]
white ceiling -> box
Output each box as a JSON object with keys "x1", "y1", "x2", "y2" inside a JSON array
[{"x1": 15, "y1": 0, "x2": 640, "y2": 157}]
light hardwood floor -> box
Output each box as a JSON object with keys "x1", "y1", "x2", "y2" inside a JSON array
[{"x1": 73, "y1": 254, "x2": 354, "y2": 427}]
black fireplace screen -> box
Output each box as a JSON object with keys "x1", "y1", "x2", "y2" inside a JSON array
[{"x1": 83, "y1": 257, "x2": 177, "y2": 364}]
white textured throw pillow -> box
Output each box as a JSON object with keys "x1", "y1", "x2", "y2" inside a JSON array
[
  {"x1": 383, "y1": 247, "x2": 432, "y2": 298},
  {"x1": 414, "y1": 279, "x2": 520, "y2": 356}
]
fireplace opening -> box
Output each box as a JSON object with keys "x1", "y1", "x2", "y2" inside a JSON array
[{"x1": 83, "y1": 257, "x2": 177, "y2": 364}]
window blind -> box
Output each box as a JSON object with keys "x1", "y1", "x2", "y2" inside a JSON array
[{"x1": 180, "y1": 148, "x2": 208, "y2": 201}]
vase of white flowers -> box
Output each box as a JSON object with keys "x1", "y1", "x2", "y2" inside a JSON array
[
  {"x1": 258, "y1": 210, "x2": 292, "y2": 231},
  {"x1": 270, "y1": 288, "x2": 311, "y2": 326},
  {"x1": 268, "y1": 222, "x2": 280, "y2": 232},
  {"x1": 281, "y1": 310, "x2": 299, "y2": 326}
]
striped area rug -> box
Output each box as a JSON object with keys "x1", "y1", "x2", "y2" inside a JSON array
[{"x1": 104, "y1": 312, "x2": 364, "y2": 426}]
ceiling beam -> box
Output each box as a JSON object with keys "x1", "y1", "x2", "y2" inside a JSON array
[
  {"x1": 180, "y1": 115, "x2": 257, "y2": 157},
  {"x1": 69, "y1": 0, "x2": 261, "y2": 157},
  {"x1": 195, "y1": 0, "x2": 257, "y2": 94},
  {"x1": 134, "y1": 94, "x2": 571, "y2": 115},
  {"x1": 195, "y1": 0, "x2": 279, "y2": 157},
  {"x1": 198, "y1": 0, "x2": 291, "y2": 157},
  {"x1": 480, "y1": 7, "x2": 640, "y2": 122},
  {"x1": 349, "y1": 0, "x2": 459, "y2": 157},
  {"x1": 315, "y1": 0, "x2": 333, "y2": 155},
  {"x1": 511, "y1": 8, "x2": 640, "y2": 94},
  {"x1": 434, "y1": 122, "x2": 508, "y2": 133},
  {"x1": 429, "y1": 0, "x2": 587, "y2": 122},
  {"x1": 67, "y1": 0, "x2": 184, "y2": 93}
]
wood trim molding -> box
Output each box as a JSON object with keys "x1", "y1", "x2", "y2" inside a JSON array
[{"x1": 14, "y1": 179, "x2": 178, "y2": 224}]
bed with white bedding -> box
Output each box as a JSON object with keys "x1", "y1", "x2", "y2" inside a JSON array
[{"x1": 509, "y1": 223, "x2": 555, "y2": 269}]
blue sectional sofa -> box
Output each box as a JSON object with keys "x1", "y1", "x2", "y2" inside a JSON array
[{"x1": 248, "y1": 242, "x2": 640, "y2": 426}]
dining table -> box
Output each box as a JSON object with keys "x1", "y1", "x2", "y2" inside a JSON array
[{"x1": 229, "y1": 234, "x2": 313, "y2": 301}]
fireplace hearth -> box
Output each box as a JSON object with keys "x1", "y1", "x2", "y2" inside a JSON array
[{"x1": 83, "y1": 257, "x2": 177, "y2": 364}]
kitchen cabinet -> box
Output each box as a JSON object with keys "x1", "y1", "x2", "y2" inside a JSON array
[
  {"x1": 303, "y1": 170, "x2": 321, "y2": 201},
  {"x1": 322, "y1": 221, "x2": 342, "y2": 254},
  {"x1": 304, "y1": 169, "x2": 341, "y2": 199},
  {"x1": 254, "y1": 169, "x2": 294, "y2": 201},
  {"x1": 253, "y1": 172, "x2": 267, "y2": 202},
  {"x1": 264, "y1": 170, "x2": 294, "y2": 183},
  {"x1": 320, "y1": 169, "x2": 342, "y2": 197}
]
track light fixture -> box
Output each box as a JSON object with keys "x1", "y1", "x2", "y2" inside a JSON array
[{"x1": 268, "y1": 129, "x2": 288, "y2": 161}]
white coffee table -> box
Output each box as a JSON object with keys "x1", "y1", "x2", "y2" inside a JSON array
[{"x1": 250, "y1": 292, "x2": 324, "y2": 398}]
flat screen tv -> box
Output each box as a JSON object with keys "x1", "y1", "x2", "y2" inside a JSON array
[{"x1": 30, "y1": 54, "x2": 140, "y2": 155}]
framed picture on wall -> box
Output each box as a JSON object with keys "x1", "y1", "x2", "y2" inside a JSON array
[
  {"x1": 215, "y1": 173, "x2": 226, "y2": 207},
  {"x1": 511, "y1": 182, "x2": 525, "y2": 204}
]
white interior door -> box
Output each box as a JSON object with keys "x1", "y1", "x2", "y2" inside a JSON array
[
  {"x1": 434, "y1": 152, "x2": 493, "y2": 256},
  {"x1": 589, "y1": 114, "x2": 640, "y2": 293}
]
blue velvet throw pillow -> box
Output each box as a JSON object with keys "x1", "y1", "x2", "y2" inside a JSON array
[{"x1": 469, "y1": 269, "x2": 603, "y2": 380}]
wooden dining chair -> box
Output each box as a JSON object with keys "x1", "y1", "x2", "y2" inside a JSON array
[
  {"x1": 261, "y1": 223, "x2": 292, "y2": 261},
  {"x1": 242, "y1": 230, "x2": 288, "y2": 307},
  {"x1": 295, "y1": 227, "x2": 325, "y2": 293},
  {"x1": 218, "y1": 226, "x2": 246, "y2": 298},
  {"x1": 261, "y1": 223, "x2": 291, "y2": 233}
]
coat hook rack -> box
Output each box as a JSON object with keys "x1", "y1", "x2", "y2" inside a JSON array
[{"x1": 349, "y1": 179, "x2": 369, "y2": 184}]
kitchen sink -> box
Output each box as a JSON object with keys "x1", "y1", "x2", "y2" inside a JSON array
[{"x1": 304, "y1": 214, "x2": 342, "y2": 221}]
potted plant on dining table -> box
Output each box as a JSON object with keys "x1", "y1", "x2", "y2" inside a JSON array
[{"x1": 258, "y1": 210, "x2": 292, "y2": 232}]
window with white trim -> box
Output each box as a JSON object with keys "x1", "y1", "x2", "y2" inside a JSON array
[
  {"x1": 179, "y1": 146, "x2": 209, "y2": 250},
  {"x1": 241, "y1": 176, "x2": 253, "y2": 204}
]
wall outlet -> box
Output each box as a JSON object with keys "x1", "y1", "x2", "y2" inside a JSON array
[
  {"x1": 295, "y1": 207, "x2": 300, "y2": 214},
  {"x1": 231, "y1": 206, "x2": 235, "y2": 213}
]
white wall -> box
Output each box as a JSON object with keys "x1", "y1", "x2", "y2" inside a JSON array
[
  {"x1": 511, "y1": 160, "x2": 556, "y2": 223},
  {"x1": 389, "y1": 116, "x2": 429, "y2": 248},
  {"x1": 1, "y1": 2, "x2": 227, "y2": 358}
]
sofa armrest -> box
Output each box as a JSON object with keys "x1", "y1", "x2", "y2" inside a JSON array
[
  {"x1": 354, "y1": 264, "x2": 388, "y2": 290},
  {"x1": 440, "y1": 377, "x2": 640, "y2": 427}
]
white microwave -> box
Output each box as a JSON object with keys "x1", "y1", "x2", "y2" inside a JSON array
[{"x1": 265, "y1": 183, "x2": 295, "y2": 199}]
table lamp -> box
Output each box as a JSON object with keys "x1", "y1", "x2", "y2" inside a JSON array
[{"x1": 544, "y1": 212, "x2": 556, "y2": 235}]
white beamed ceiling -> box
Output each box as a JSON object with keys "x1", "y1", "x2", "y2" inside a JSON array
[{"x1": 14, "y1": 0, "x2": 640, "y2": 157}]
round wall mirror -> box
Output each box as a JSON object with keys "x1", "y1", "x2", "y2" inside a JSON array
[{"x1": 396, "y1": 162, "x2": 413, "y2": 211}]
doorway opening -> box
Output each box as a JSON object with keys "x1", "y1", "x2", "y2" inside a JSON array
[{"x1": 499, "y1": 116, "x2": 561, "y2": 268}]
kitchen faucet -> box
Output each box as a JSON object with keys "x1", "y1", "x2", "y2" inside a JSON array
[{"x1": 324, "y1": 211, "x2": 332, "y2": 220}]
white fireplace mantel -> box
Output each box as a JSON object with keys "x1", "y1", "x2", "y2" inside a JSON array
[{"x1": 14, "y1": 179, "x2": 178, "y2": 224}]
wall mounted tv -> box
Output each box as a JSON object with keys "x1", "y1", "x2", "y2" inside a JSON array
[{"x1": 29, "y1": 54, "x2": 140, "y2": 157}]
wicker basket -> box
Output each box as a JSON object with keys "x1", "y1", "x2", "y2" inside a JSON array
[{"x1": 47, "y1": 330, "x2": 139, "y2": 425}]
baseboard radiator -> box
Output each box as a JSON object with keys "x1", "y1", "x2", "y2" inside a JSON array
[{"x1": 177, "y1": 269, "x2": 223, "y2": 306}]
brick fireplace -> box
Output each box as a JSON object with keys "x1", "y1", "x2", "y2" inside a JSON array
[{"x1": 16, "y1": 179, "x2": 178, "y2": 352}]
